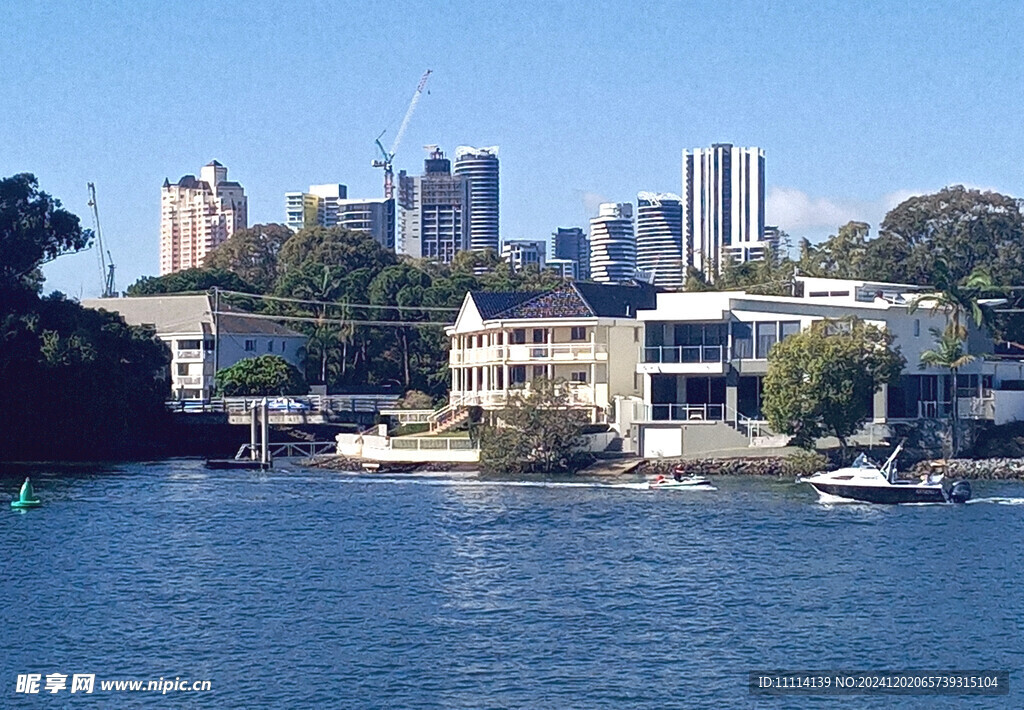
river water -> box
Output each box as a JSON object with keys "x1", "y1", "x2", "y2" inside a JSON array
[{"x1": 1, "y1": 460, "x2": 1022, "y2": 708}]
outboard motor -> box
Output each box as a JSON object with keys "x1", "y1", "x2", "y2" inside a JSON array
[{"x1": 948, "y1": 480, "x2": 972, "y2": 504}]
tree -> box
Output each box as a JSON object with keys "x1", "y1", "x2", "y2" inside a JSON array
[
  {"x1": 762, "y1": 317, "x2": 905, "y2": 451},
  {"x1": 908, "y1": 262, "x2": 1003, "y2": 338},
  {"x1": 126, "y1": 268, "x2": 257, "y2": 296},
  {"x1": 920, "y1": 325, "x2": 975, "y2": 458},
  {"x1": 277, "y1": 225, "x2": 396, "y2": 279},
  {"x1": 877, "y1": 186, "x2": 1024, "y2": 286},
  {"x1": 796, "y1": 221, "x2": 870, "y2": 279},
  {"x1": 479, "y1": 378, "x2": 589, "y2": 474},
  {"x1": 214, "y1": 355, "x2": 307, "y2": 396},
  {"x1": 0, "y1": 173, "x2": 91, "y2": 299},
  {"x1": 203, "y1": 223, "x2": 293, "y2": 292}
]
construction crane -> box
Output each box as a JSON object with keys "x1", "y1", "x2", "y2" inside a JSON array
[
  {"x1": 86, "y1": 182, "x2": 116, "y2": 298},
  {"x1": 373, "y1": 69, "x2": 432, "y2": 199}
]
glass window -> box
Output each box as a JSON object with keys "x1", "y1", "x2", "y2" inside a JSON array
[
  {"x1": 571, "y1": 371, "x2": 587, "y2": 383},
  {"x1": 511, "y1": 329, "x2": 526, "y2": 344},
  {"x1": 570, "y1": 326, "x2": 586, "y2": 341},
  {"x1": 176, "y1": 363, "x2": 189, "y2": 376},
  {"x1": 704, "y1": 323, "x2": 727, "y2": 346},
  {"x1": 178, "y1": 339, "x2": 201, "y2": 350},
  {"x1": 779, "y1": 321, "x2": 800, "y2": 341},
  {"x1": 267, "y1": 340, "x2": 274, "y2": 352},
  {"x1": 756, "y1": 322, "x2": 778, "y2": 358},
  {"x1": 510, "y1": 365, "x2": 527, "y2": 385},
  {"x1": 533, "y1": 365, "x2": 546, "y2": 380},
  {"x1": 532, "y1": 329, "x2": 547, "y2": 343},
  {"x1": 244, "y1": 339, "x2": 256, "y2": 352},
  {"x1": 732, "y1": 322, "x2": 753, "y2": 359}
]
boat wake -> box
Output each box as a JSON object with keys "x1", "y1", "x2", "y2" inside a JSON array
[
  {"x1": 966, "y1": 496, "x2": 1024, "y2": 505},
  {"x1": 334, "y1": 475, "x2": 650, "y2": 490}
]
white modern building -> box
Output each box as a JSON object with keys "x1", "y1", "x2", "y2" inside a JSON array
[
  {"x1": 501, "y1": 239, "x2": 546, "y2": 271},
  {"x1": 285, "y1": 184, "x2": 395, "y2": 250},
  {"x1": 160, "y1": 161, "x2": 247, "y2": 275},
  {"x1": 589, "y1": 203, "x2": 636, "y2": 284},
  {"x1": 636, "y1": 192, "x2": 684, "y2": 290},
  {"x1": 83, "y1": 294, "x2": 307, "y2": 400},
  {"x1": 546, "y1": 258, "x2": 578, "y2": 280},
  {"x1": 682, "y1": 144, "x2": 767, "y2": 279},
  {"x1": 398, "y1": 147, "x2": 469, "y2": 263},
  {"x1": 453, "y1": 146, "x2": 500, "y2": 254},
  {"x1": 551, "y1": 227, "x2": 590, "y2": 281},
  {"x1": 445, "y1": 282, "x2": 658, "y2": 424},
  {"x1": 629, "y1": 276, "x2": 1011, "y2": 457}
]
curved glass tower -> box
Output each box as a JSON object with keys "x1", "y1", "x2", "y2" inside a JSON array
[
  {"x1": 636, "y1": 192, "x2": 684, "y2": 289},
  {"x1": 589, "y1": 203, "x2": 636, "y2": 284},
  {"x1": 453, "y1": 146, "x2": 500, "y2": 254}
]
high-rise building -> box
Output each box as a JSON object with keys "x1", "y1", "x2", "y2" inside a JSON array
[
  {"x1": 284, "y1": 184, "x2": 395, "y2": 249},
  {"x1": 160, "y1": 160, "x2": 247, "y2": 275},
  {"x1": 589, "y1": 203, "x2": 636, "y2": 284},
  {"x1": 551, "y1": 227, "x2": 590, "y2": 281},
  {"x1": 682, "y1": 144, "x2": 766, "y2": 279},
  {"x1": 636, "y1": 192, "x2": 684, "y2": 290},
  {"x1": 453, "y1": 146, "x2": 500, "y2": 254},
  {"x1": 398, "y1": 147, "x2": 469, "y2": 263},
  {"x1": 501, "y1": 239, "x2": 546, "y2": 271}
]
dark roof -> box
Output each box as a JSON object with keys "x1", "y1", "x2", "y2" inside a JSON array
[
  {"x1": 469, "y1": 281, "x2": 658, "y2": 321},
  {"x1": 218, "y1": 181, "x2": 241, "y2": 188},
  {"x1": 206, "y1": 159, "x2": 223, "y2": 167},
  {"x1": 573, "y1": 281, "x2": 658, "y2": 317},
  {"x1": 174, "y1": 174, "x2": 211, "y2": 190},
  {"x1": 470, "y1": 291, "x2": 540, "y2": 320}
]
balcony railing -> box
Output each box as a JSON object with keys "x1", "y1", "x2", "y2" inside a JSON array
[
  {"x1": 450, "y1": 385, "x2": 596, "y2": 409},
  {"x1": 646, "y1": 403, "x2": 725, "y2": 421},
  {"x1": 176, "y1": 375, "x2": 204, "y2": 387},
  {"x1": 176, "y1": 349, "x2": 206, "y2": 360},
  {"x1": 450, "y1": 343, "x2": 607, "y2": 365},
  {"x1": 641, "y1": 345, "x2": 724, "y2": 364}
]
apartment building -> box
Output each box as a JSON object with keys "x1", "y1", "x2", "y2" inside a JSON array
[
  {"x1": 160, "y1": 161, "x2": 247, "y2": 275},
  {"x1": 83, "y1": 294, "x2": 306, "y2": 400},
  {"x1": 446, "y1": 281, "x2": 658, "y2": 422}
]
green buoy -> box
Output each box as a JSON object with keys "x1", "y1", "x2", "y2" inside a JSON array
[{"x1": 11, "y1": 477, "x2": 41, "y2": 509}]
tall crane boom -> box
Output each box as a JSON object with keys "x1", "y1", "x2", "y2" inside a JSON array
[
  {"x1": 372, "y1": 69, "x2": 432, "y2": 199},
  {"x1": 87, "y1": 182, "x2": 116, "y2": 298}
]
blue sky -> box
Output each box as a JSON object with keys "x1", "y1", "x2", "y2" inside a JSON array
[{"x1": 3, "y1": 0, "x2": 1023, "y2": 298}]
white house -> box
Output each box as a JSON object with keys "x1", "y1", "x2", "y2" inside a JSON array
[
  {"x1": 445, "y1": 281, "x2": 658, "y2": 424},
  {"x1": 629, "y1": 276, "x2": 1018, "y2": 457},
  {"x1": 83, "y1": 294, "x2": 307, "y2": 400}
]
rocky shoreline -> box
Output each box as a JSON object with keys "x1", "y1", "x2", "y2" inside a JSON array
[{"x1": 304, "y1": 453, "x2": 1024, "y2": 480}]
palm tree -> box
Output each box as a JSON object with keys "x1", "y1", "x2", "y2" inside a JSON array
[
  {"x1": 920, "y1": 325, "x2": 976, "y2": 457},
  {"x1": 909, "y1": 261, "x2": 1002, "y2": 336}
]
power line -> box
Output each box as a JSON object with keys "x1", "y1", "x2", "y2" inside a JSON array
[
  {"x1": 217, "y1": 288, "x2": 460, "y2": 313},
  {"x1": 213, "y1": 310, "x2": 451, "y2": 328}
]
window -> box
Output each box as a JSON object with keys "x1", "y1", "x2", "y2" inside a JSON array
[
  {"x1": 511, "y1": 329, "x2": 526, "y2": 344},
  {"x1": 176, "y1": 363, "x2": 189, "y2": 376},
  {"x1": 510, "y1": 365, "x2": 527, "y2": 385},
  {"x1": 532, "y1": 328, "x2": 547, "y2": 343},
  {"x1": 178, "y1": 339, "x2": 201, "y2": 350},
  {"x1": 732, "y1": 322, "x2": 753, "y2": 359},
  {"x1": 495, "y1": 332, "x2": 503, "y2": 345},
  {"x1": 755, "y1": 322, "x2": 777, "y2": 358},
  {"x1": 570, "y1": 326, "x2": 586, "y2": 341},
  {"x1": 570, "y1": 371, "x2": 587, "y2": 383},
  {"x1": 267, "y1": 340, "x2": 274, "y2": 352},
  {"x1": 204, "y1": 340, "x2": 215, "y2": 352},
  {"x1": 245, "y1": 339, "x2": 256, "y2": 352},
  {"x1": 779, "y1": 321, "x2": 800, "y2": 341},
  {"x1": 533, "y1": 365, "x2": 547, "y2": 380},
  {"x1": 914, "y1": 319, "x2": 920, "y2": 337}
]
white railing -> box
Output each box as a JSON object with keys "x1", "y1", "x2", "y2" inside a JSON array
[
  {"x1": 449, "y1": 386, "x2": 596, "y2": 409},
  {"x1": 450, "y1": 342, "x2": 608, "y2": 365},
  {"x1": 175, "y1": 349, "x2": 206, "y2": 360},
  {"x1": 389, "y1": 437, "x2": 476, "y2": 451},
  {"x1": 166, "y1": 394, "x2": 401, "y2": 414},
  {"x1": 177, "y1": 375, "x2": 204, "y2": 387},
  {"x1": 644, "y1": 403, "x2": 725, "y2": 421},
  {"x1": 379, "y1": 408, "x2": 435, "y2": 424}
]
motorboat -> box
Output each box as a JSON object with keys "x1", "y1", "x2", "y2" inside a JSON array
[
  {"x1": 801, "y1": 445, "x2": 971, "y2": 505},
  {"x1": 648, "y1": 471, "x2": 717, "y2": 491}
]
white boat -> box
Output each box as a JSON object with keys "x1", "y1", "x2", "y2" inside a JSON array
[
  {"x1": 648, "y1": 473, "x2": 717, "y2": 491},
  {"x1": 801, "y1": 445, "x2": 971, "y2": 505}
]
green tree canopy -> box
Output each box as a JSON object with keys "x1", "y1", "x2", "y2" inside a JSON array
[
  {"x1": 126, "y1": 268, "x2": 257, "y2": 296},
  {"x1": 214, "y1": 355, "x2": 307, "y2": 396},
  {"x1": 1, "y1": 173, "x2": 91, "y2": 299},
  {"x1": 277, "y1": 226, "x2": 397, "y2": 280},
  {"x1": 762, "y1": 317, "x2": 905, "y2": 450},
  {"x1": 479, "y1": 378, "x2": 589, "y2": 474},
  {"x1": 203, "y1": 223, "x2": 294, "y2": 292},
  {"x1": 876, "y1": 186, "x2": 1024, "y2": 286}
]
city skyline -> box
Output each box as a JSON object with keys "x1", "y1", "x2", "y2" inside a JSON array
[{"x1": 4, "y1": 1, "x2": 1024, "y2": 296}]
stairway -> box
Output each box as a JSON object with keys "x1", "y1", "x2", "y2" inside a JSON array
[{"x1": 428, "y1": 402, "x2": 470, "y2": 434}]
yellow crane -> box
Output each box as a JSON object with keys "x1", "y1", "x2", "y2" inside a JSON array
[{"x1": 373, "y1": 69, "x2": 432, "y2": 199}]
